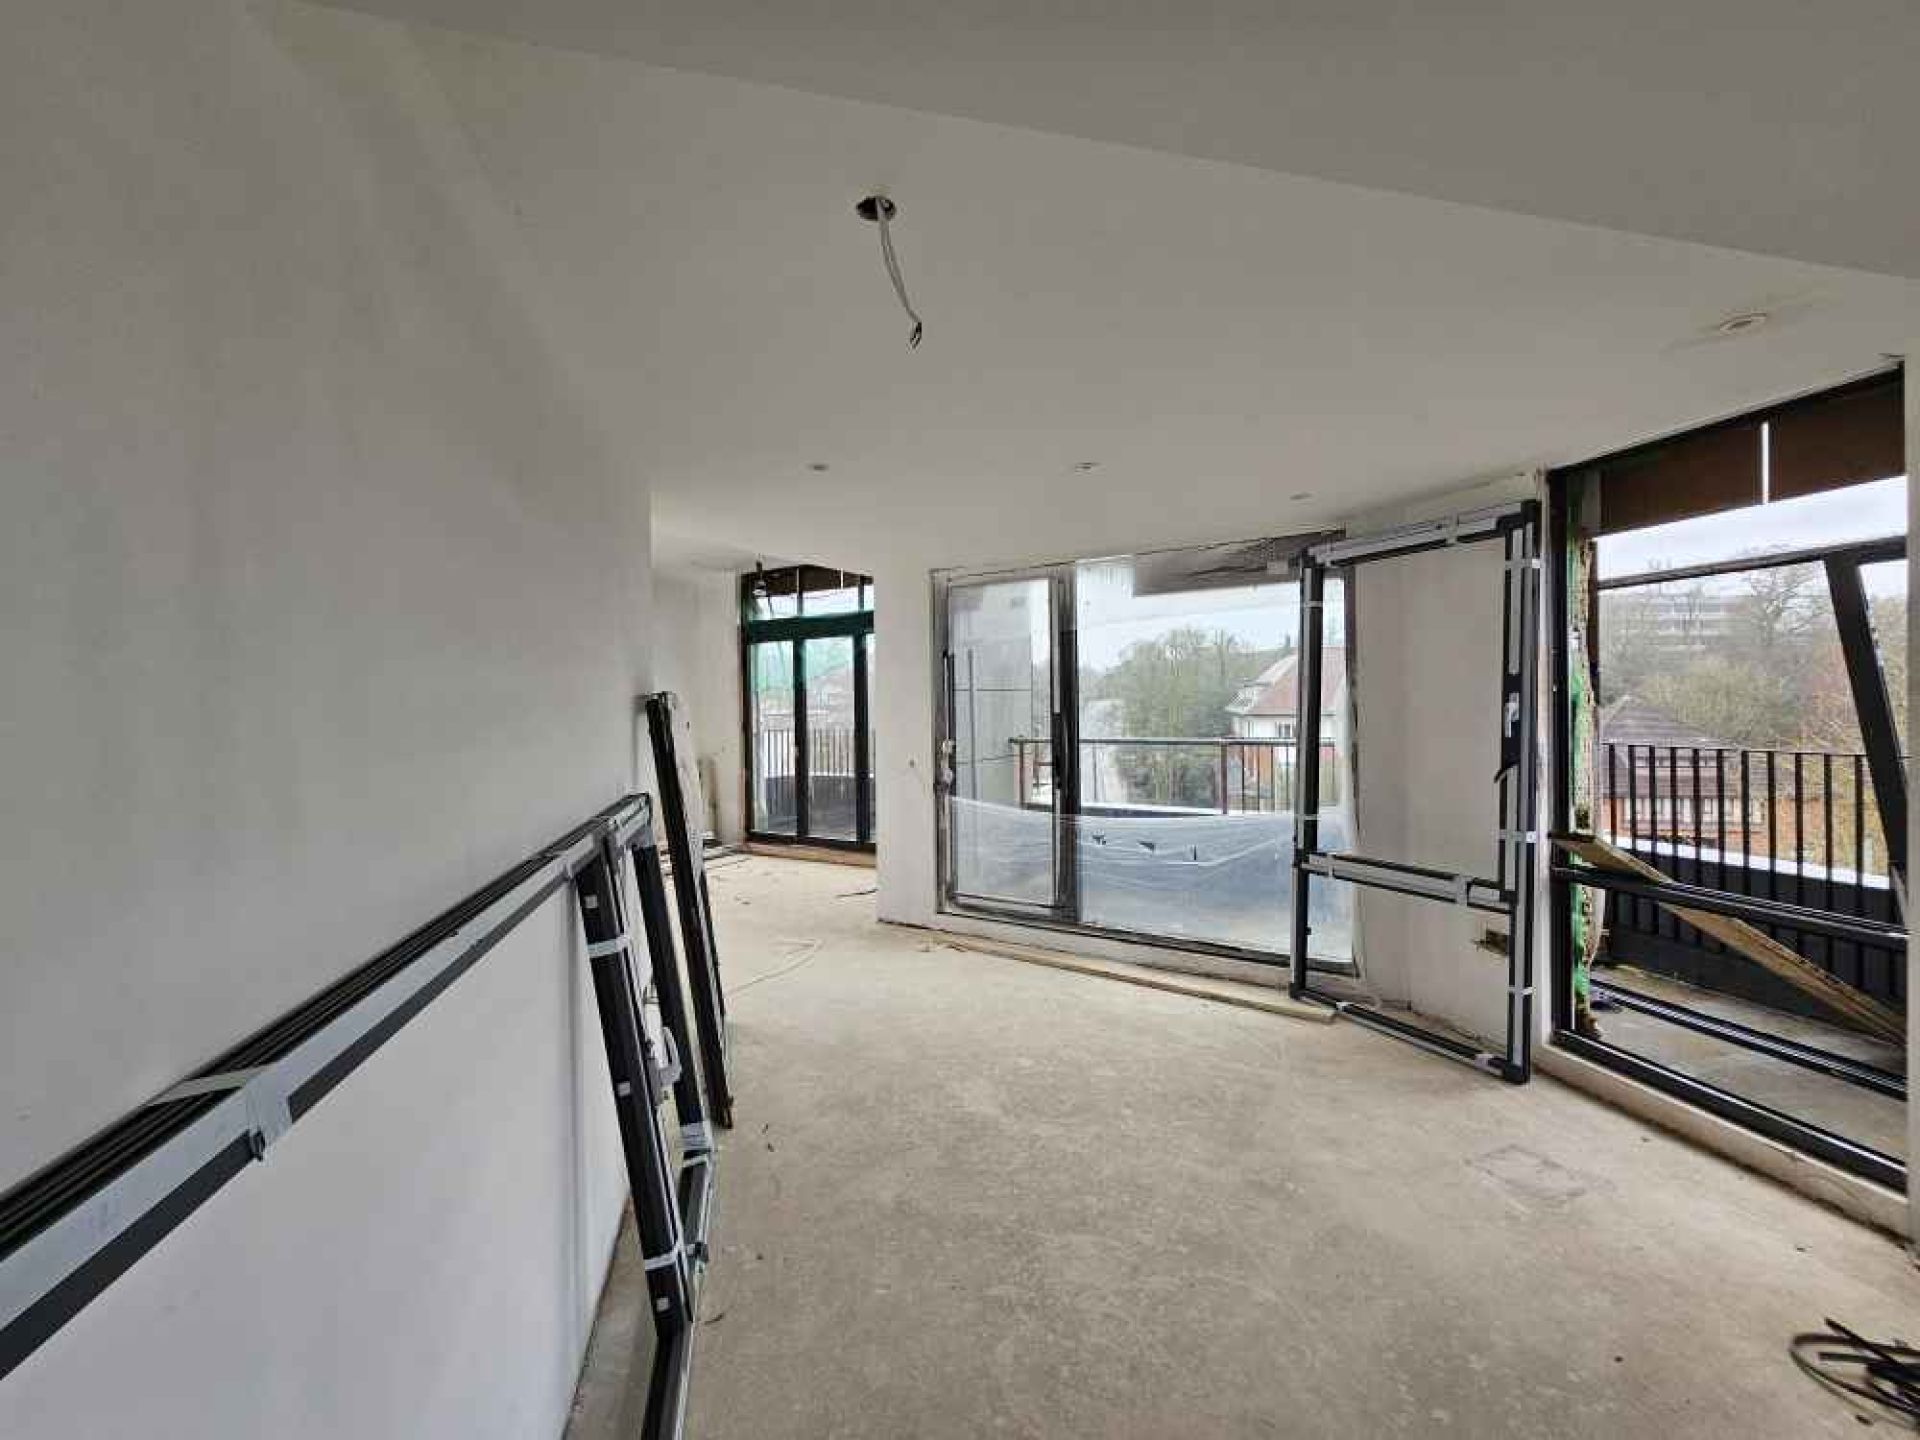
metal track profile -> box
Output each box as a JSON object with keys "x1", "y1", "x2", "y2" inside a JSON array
[
  {"x1": 0, "y1": 793, "x2": 724, "y2": 1440},
  {"x1": 645, "y1": 691, "x2": 735, "y2": 1128},
  {"x1": 1289, "y1": 501, "x2": 1542, "y2": 1083}
]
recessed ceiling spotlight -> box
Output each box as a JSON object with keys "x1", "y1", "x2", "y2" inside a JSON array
[
  {"x1": 1072, "y1": 461, "x2": 1100, "y2": 472},
  {"x1": 807, "y1": 462, "x2": 830, "y2": 472},
  {"x1": 1714, "y1": 311, "x2": 1770, "y2": 337},
  {"x1": 1289, "y1": 491, "x2": 1313, "y2": 501}
]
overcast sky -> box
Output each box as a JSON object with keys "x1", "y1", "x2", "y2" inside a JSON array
[
  {"x1": 1598, "y1": 475, "x2": 1906, "y2": 595},
  {"x1": 1059, "y1": 475, "x2": 1907, "y2": 670}
]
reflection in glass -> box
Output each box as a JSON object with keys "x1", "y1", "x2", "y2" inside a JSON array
[
  {"x1": 749, "y1": 642, "x2": 796, "y2": 835},
  {"x1": 1068, "y1": 558, "x2": 1352, "y2": 960},
  {"x1": 803, "y1": 636, "x2": 858, "y2": 840},
  {"x1": 948, "y1": 577, "x2": 1055, "y2": 906}
]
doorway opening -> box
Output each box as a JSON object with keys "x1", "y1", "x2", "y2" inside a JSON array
[{"x1": 742, "y1": 566, "x2": 875, "y2": 852}]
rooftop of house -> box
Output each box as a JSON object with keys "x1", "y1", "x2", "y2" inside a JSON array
[
  {"x1": 1597, "y1": 695, "x2": 1735, "y2": 753},
  {"x1": 1227, "y1": 646, "x2": 1347, "y2": 719}
]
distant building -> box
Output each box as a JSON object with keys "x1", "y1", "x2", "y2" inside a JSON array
[
  {"x1": 1602, "y1": 586, "x2": 1741, "y2": 655},
  {"x1": 1595, "y1": 695, "x2": 1753, "y2": 844},
  {"x1": 1226, "y1": 646, "x2": 1347, "y2": 747}
]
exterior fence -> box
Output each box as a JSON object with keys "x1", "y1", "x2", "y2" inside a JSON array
[
  {"x1": 751, "y1": 723, "x2": 858, "y2": 782},
  {"x1": 750, "y1": 724, "x2": 864, "y2": 836},
  {"x1": 1009, "y1": 735, "x2": 1342, "y2": 815},
  {"x1": 1597, "y1": 741, "x2": 1904, "y2": 1013},
  {"x1": 1599, "y1": 742, "x2": 1893, "y2": 885}
]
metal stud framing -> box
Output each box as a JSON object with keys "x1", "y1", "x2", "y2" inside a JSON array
[
  {"x1": 0, "y1": 794, "x2": 728, "y2": 1440},
  {"x1": 646, "y1": 690, "x2": 736, "y2": 1129},
  {"x1": 1288, "y1": 501, "x2": 1542, "y2": 1084},
  {"x1": 570, "y1": 823, "x2": 717, "y2": 1439}
]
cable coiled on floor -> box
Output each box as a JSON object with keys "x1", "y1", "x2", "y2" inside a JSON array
[{"x1": 1791, "y1": 1317, "x2": 1920, "y2": 1428}]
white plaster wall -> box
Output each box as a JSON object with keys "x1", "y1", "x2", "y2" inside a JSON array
[
  {"x1": 651, "y1": 567, "x2": 746, "y2": 843},
  {"x1": 874, "y1": 551, "x2": 944, "y2": 925},
  {"x1": 1, "y1": 2, "x2": 642, "y2": 1434}
]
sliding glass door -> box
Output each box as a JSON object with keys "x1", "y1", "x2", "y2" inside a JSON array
[
  {"x1": 943, "y1": 573, "x2": 1071, "y2": 912},
  {"x1": 937, "y1": 537, "x2": 1351, "y2": 966}
]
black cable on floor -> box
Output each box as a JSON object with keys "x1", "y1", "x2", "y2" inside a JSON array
[{"x1": 1791, "y1": 1317, "x2": 1920, "y2": 1428}]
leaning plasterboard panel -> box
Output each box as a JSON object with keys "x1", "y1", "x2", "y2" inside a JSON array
[{"x1": 1350, "y1": 536, "x2": 1509, "y2": 1043}]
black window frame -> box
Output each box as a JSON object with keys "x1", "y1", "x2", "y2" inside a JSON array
[
  {"x1": 739, "y1": 567, "x2": 875, "y2": 853},
  {"x1": 1546, "y1": 376, "x2": 1909, "y2": 1191}
]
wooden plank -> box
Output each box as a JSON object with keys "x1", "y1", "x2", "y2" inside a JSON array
[{"x1": 1553, "y1": 833, "x2": 1905, "y2": 1044}]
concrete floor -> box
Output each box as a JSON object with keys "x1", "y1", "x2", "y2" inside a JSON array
[{"x1": 568, "y1": 855, "x2": 1919, "y2": 1439}]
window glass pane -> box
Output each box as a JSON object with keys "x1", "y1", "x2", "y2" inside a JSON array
[
  {"x1": 1597, "y1": 475, "x2": 1905, "y2": 580},
  {"x1": 1596, "y1": 562, "x2": 1897, "y2": 881},
  {"x1": 749, "y1": 642, "x2": 796, "y2": 834},
  {"x1": 803, "y1": 636, "x2": 858, "y2": 840},
  {"x1": 1587, "y1": 496, "x2": 1907, "y2": 1164},
  {"x1": 1070, "y1": 557, "x2": 1351, "y2": 961},
  {"x1": 1572, "y1": 886, "x2": 1905, "y2": 1162},
  {"x1": 745, "y1": 581, "x2": 798, "y2": 621},
  {"x1": 863, "y1": 631, "x2": 876, "y2": 841},
  {"x1": 1860, "y1": 559, "x2": 1908, "y2": 755},
  {"x1": 802, "y1": 576, "x2": 864, "y2": 617},
  {"x1": 948, "y1": 576, "x2": 1055, "y2": 906}
]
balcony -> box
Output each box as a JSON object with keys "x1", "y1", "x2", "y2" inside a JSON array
[
  {"x1": 1595, "y1": 740, "x2": 1902, "y2": 1014},
  {"x1": 1009, "y1": 734, "x2": 1342, "y2": 816}
]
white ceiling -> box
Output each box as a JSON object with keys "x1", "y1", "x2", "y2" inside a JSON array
[
  {"x1": 337, "y1": 0, "x2": 1920, "y2": 280},
  {"x1": 360, "y1": 10, "x2": 1918, "y2": 575}
]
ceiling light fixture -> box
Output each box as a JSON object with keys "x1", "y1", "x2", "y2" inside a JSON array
[{"x1": 856, "y1": 194, "x2": 924, "y2": 350}]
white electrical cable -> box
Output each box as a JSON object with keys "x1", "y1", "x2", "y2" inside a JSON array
[{"x1": 874, "y1": 204, "x2": 924, "y2": 349}]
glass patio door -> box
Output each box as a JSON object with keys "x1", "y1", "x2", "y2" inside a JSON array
[
  {"x1": 941, "y1": 572, "x2": 1074, "y2": 913},
  {"x1": 742, "y1": 566, "x2": 876, "y2": 850}
]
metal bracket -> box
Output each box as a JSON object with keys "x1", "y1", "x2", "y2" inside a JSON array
[
  {"x1": 642, "y1": 1240, "x2": 685, "y2": 1274},
  {"x1": 150, "y1": 1066, "x2": 292, "y2": 1160},
  {"x1": 657, "y1": 1026, "x2": 683, "y2": 1087},
  {"x1": 586, "y1": 932, "x2": 630, "y2": 959}
]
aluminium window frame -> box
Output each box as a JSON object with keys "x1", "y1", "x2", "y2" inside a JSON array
[
  {"x1": 930, "y1": 552, "x2": 1361, "y2": 974},
  {"x1": 739, "y1": 579, "x2": 876, "y2": 853},
  {"x1": 0, "y1": 795, "x2": 729, "y2": 1440},
  {"x1": 1286, "y1": 501, "x2": 1543, "y2": 1084},
  {"x1": 1546, "y1": 456, "x2": 1910, "y2": 1190}
]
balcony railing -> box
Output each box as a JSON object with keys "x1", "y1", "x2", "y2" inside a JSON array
[
  {"x1": 1596, "y1": 741, "x2": 1904, "y2": 1011},
  {"x1": 751, "y1": 722, "x2": 859, "y2": 781},
  {"x1": 1007, "y1": 735, "x2": 1341, "y2": 815},
  {"x1": 1600, "y1": 741, "x2": 1894, "y2": 887}
]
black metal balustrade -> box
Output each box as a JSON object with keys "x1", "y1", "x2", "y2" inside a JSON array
[
  {"x1": 1598, "y1": 740, "x2": 1904, "y2": 1010},
  {"x1": 1005, "y1": 735, "x2": 1341, "y2": 815}
]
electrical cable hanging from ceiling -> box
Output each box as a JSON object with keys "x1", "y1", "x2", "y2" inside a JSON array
[{"x1": 856, "y1": 194, "x2": 923, "y2": 349}]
